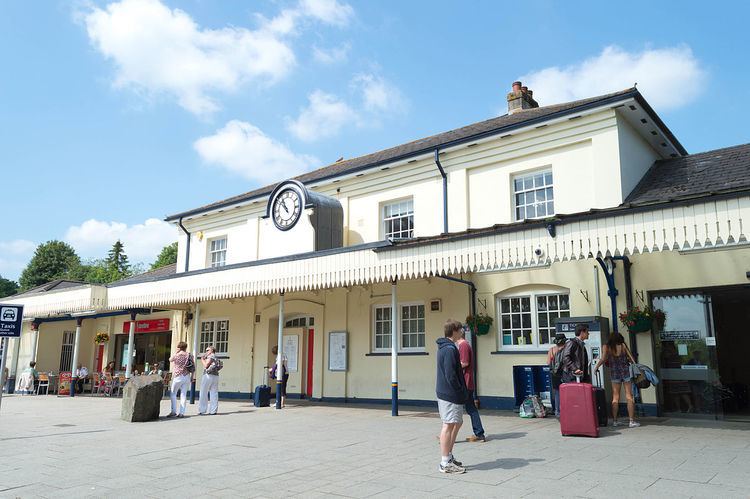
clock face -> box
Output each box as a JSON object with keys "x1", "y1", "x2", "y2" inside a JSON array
[{"x1": 272, "y1": 188, "x2": 302, "y2": 230}]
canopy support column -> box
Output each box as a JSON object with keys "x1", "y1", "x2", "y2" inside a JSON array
[
  {"x1": 125, "y1": 311, "x2": 137, "y2": 379},
  {"x1": 70, "y1": 318, "x2": 83, "y2": 397},
  {"x1": 276, "y1": 292, "x2": 285, "y2": 410},
  {"x1": 191, "y1": 303, "x2": 200, "y2": 404},
  {"x1": 391, "y1": 280, "x2": 398, "y2": 416}
]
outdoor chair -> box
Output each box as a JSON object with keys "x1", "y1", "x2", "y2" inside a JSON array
[
  {"x1": 90, "y1": 373, "x2": 103, "y2": 396},
  {"x1": 36, "y1": 374, "x2": 50, "y2": 395}
]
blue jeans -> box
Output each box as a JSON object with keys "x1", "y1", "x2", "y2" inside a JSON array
[
  {"x1": 464, "y1": 389, "x2": 485, "y2": 437},
  {"x1": 553, "y1": 387, "x2": 560, "y2": 416}
]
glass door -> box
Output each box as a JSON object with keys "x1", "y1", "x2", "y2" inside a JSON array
[{"x1": 652, "y1": 293, "x2": 722, "y2": 419}]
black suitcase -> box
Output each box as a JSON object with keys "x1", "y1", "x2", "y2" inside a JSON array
[
  {"x1": 593, "y1": 371, "x2": 608, "y2": 426},
  {"x1": 253, "y1": 367, "x2": 271, "y2": 407}
]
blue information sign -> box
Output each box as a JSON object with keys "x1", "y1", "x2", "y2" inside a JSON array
[{"x1": 0, "y1": 304, "x2": 24, "y2": 337}]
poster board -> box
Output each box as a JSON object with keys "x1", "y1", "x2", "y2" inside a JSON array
[
  {"x1": 282, "y1": 334, "x2": 299, "y2": 373},
  {"x1": 328, "y1": 331, "x2": 348, "y2": 372},
  {"x1": 58, "y1": 371, "x2": 72, "y2": 396}
]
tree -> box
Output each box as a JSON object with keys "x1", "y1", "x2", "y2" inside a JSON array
[
  {"x1": 18, "y1": 241, "x2": 82, "y2": 291},
  {"x1": 150, "y1": 242, "x2": 178, "y2": 270},
  {"x1": 0, "y1": 275, "x2": 18, "y2": 298},
  {"x1": 106, "y1": 240, "x2": 131, "y2": 280}
]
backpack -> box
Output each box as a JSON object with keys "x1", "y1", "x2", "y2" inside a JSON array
[
  {"x1": 531, "y1": 395, "x2": 547, "y2": 418},
  {"x1": 549, "y1": 346, "x2": 565, "y2": 379},
  {"x1": 207, "y1": 357, "x2": 223, "y2": 375},
  {"x1": 185, "y1": 353, "x2": 195, "y2": 374}
]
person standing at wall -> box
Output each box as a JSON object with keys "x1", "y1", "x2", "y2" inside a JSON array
[
  {"x1": 269, "y1": 345, "x2": 289, "y2": 408},
  {"x1": 548, "y1": 333, "x2": 568, "y2": 417},
  {"x1": 436, "y1": 320, "x2": 469, "y2": 474},
  {"x1": 457, "y1": 328, "x2": 486, "y2": 442},
  {"x1": 562, "y1": 324, "x2": 590, "y2": 383},
  {"x1": 198, "y1": 345, "x2": 220, "y2": 415},
  {"x1": 167, "y1": 341, "x2": 192, "y2": 418}
]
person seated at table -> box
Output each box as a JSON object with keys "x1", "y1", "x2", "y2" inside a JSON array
[
  {"x1": 74, "y1": 364, "x2": 89, "y2": 394},
  {"x1": 17, "y1": 361, "x2": 38, "y2": 394}
]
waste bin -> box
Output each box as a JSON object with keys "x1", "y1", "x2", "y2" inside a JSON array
[
  {"x1": 534, "y1": 366, "x2": 552, "y2": 409},
  {"x1": 513, "y1": 365, "x2": 537, "y2": 407}
]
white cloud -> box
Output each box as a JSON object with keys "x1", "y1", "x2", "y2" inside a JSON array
[
  {"x1": 519, "y1": 45, "x2": 707, "y2": 110},
  {"x1": 194, "y1": 120, "x2": 319, "y2": 183},
  {"x1": 312, "y1": 43, "x2": 350, "y2": 64},
  {"x1": 0, "y1": 240, "x2": 36, "y2": 281},
  {"x1": 353, "y1": 73, "x2": 406, "y2": 114},
  {"x1": 83, "y1": 0, "x2": 354, "y2": 115},
  {"x1": 64, "y1": 218, "x2": 177, "y2": 263},
  {"x1": 286, "y1": 90, "x2": 356, "y2": 142}
]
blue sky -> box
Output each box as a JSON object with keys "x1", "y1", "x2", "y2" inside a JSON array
[{"x1": 1, "y1": 0, "x2": 749, "y2": 280}]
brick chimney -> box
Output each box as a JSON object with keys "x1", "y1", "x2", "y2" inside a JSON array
[{"x1": 507, "y1": 81, "x2": 539, "y2": 114}]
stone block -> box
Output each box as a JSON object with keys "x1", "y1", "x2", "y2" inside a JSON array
[{"x1": 121, "y1": 375, "x2": 164, "y2": 422}]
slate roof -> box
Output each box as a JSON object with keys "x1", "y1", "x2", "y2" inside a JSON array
[
  {"x1": 626, "y1": 143, "x2": 750, "y2": 205},
  {"x1": 107, "y1": 263, "x2": 177, "y2": 287},
  {"x1": 167, "y1": 88, "x2": 679, "y2": 221},
  {"x1": 10, "y1": 280, "x2": 89, "y2": 299}
]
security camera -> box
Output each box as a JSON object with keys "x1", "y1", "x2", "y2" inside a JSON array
[{"x1": 534, "y1": 245, "x2": 544, "y2": 257}]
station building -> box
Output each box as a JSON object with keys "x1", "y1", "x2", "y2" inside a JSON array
[{"x1": 6, "y1": 84, "x2": 750, "y2": 420}]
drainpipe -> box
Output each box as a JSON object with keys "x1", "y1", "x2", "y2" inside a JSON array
[
  {"x1": 434, "y1": 149, "x2": 448, "y2": 234},
  {"x1": 436, "y1": 275, "x2": 478, "y2": 399},
  {"x1": 178, "y1": 217, "x2": 191, "y2": 272}
]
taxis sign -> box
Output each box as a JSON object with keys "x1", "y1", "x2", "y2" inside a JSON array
[{"x1": 0, "y1": 304, "x2": 24, "y2": 337}]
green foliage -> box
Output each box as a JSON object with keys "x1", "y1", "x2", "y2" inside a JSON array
[
  {"x1": 150, "y1": 242, "x2": 178, "y2": 270},
  {"x1": 106, "y1": 240, "x2": 130, "y2": 279},
  {"x1": 18, "y1": 241, "x2": 82, "y2": 291},
  {"x1": 0, "y1": 275, "x2": 19, "y2": 298}
]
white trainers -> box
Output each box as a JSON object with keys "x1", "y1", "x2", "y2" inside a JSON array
[
  {"x1": 612, "y1": 419, "x2": 620, "y2": 427},
  {"x1": 629, "y1": 420, "x2": 641, "y2": 428},
  {"x1": 439, "y1": 461, "x2": 466, "y2": 474}
]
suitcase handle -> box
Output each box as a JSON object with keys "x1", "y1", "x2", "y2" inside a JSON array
[{"x1": 575, "y1": 374, "x2": 582, "y2": 383}]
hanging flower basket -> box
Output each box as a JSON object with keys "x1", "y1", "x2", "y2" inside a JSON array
[
  {"x1": 94, "y1": 332, "x2": 110, "y2": 344},
  {"x1": 466, "y1": 313, "x2": 493, "y2": 336},
  {"x1": 618, "y1": 307, "x2": 666, "y2": 333}
]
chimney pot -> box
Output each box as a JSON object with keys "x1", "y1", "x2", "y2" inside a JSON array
[
  {"x1": 521, "y1": 86, "x2": 528, "y2": 94},
  {"x1": 507, "y1": 81, "x2": 539, "y2": 114},
  {"x1": 512, "y1": 81, "x2": 522, "y2": 92}
]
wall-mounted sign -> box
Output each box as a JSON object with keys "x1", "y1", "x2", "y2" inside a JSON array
[
  {"x1": 283, "y1": 334, "x2": 299, "y2": 373},
  {"x1": 329, "y1": 331, "x2": 348, "y2": 372},
  {"x1": 122, "y1": 318, "x2": 170, "y2": 334},
  {"x1": 0, "y1": 304, "x2": 23, "y2": 337},
  {"x1": 705, "y1": 337, "x2": 716, "y2": 346},
  {"x1": 659, "y1": 330, "x2": 700, "y2": 341}
]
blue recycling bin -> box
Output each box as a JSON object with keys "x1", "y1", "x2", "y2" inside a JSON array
[
  {"x1": 534, "y1": 365, "x2": 553, "y2": 409},
  {"x1": 513, "y1": 365, "x2": 537, "y2": 407}
]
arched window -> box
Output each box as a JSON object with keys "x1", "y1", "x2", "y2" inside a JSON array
[{"x1": 496, "y1": 285, "x2": 570, "y2": 350}]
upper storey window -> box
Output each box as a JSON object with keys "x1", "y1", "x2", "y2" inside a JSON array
[
  {"x1": 209, "y1": 237, "x2": 227, "y2": 268},
  {"x1": 383, "y1": 199, "x2": 414, "y2": 240},
  {"x1": 514, "y1": 170, "x2": 554, "y2": 220}
]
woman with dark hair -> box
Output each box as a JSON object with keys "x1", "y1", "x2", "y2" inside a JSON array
[
  {"x1": 547, "y1": 333, "x2": 568, "y2": 417},
  {"x1": 594, "y1": 332, "x2": 639, "y2": 428},
  {"x1": 269, "y1": 345, "x2": 289, "y2": 408}
]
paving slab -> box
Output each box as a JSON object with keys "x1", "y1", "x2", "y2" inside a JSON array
[{"x1": 0, "y1": 396, "x2": 749, "y2": 498}]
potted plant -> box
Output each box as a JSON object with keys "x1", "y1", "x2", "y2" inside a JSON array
[
  {"x1": 466, "y1": 313, "x2": 494, "y2": 336},
  {"x1": 618, "y1": 307, "x2": 666, "y2": 333},
  {"x1": 94, "y1": 332, "x2": 110, "y2": 344}
]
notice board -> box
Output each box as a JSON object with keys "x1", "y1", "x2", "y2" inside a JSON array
[
  {"x1": 282, "y1": 334, "x2": 299, "y2": 373},
  {"x1": 328, "y1": 331, "x2": 348, "y2": 372}
]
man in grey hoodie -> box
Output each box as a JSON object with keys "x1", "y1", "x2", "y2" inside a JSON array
[{"x1": 436, "y1": 319, "x2": 469, "y2": 474}]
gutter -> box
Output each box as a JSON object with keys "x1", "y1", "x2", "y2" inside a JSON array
[
  {"x1": 434, "y1": 149, "x2": 448, "y2": 234},
  {"x1": 436, "y1": 275, "x2": 479, "y2": 400},
  {"x1": 178, "y1": 217, "x2": 191, "y2": 273}
]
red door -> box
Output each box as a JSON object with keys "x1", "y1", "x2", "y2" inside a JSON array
[
  {"x1": 95, "y1": 345, "x2": 105, "y2": 372},
  {"x1": 306, "y1": 329, "x2": 314, "y2": 398}
]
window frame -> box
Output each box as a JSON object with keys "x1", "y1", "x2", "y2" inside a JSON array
[
  {"x1": 496, "y1": 288, "x2": 570, "y2": 351},
  {"x1": 371, "y1": 301, "x2": 426, "y2": 353},
  {"x1": 381, "y1": 198, "x2": 415, "y2": 240},
  {"x1": 512, "y1": 169, "x2": 554, "y2": 221},
  {"x1": 207, "y1": 236, "x2": 228, "y2": 269},
  {"x1": 199, "y1": 317, "x2": 230, "y2": 355}
]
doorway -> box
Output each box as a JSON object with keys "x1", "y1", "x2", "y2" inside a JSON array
[
  {"x1": 268, "y1": 316, "x2": 315, "y2": 398},
  {"x1": 652, "y1": 286, "x2": 750, "y2": 420},
  {"x1": 114, "y1": 332, "x2": 172, "y2": 374}
]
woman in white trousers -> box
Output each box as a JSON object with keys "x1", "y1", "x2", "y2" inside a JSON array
[
  {"x1": 199, "y1": 345, "x2": 220, "y2": 415},
  {"x1": 167, "y1": 341, "x2": 192, "y2": 418}
]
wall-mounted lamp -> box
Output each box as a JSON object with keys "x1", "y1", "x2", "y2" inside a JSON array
[{"x1": 546, "y1": 222, "x2": 557, "y2": 238}]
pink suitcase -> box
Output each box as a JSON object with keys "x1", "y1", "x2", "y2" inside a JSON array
[{"x1": 559, "y1": 377, "x2": 599, "y2": 438}]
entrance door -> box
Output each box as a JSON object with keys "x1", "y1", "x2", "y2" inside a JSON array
[
  {"x1": 306, "y1": 328, "x2": 314, "y2": 398},
  {"x1": 653, "y1": 293, "x2": 722, "y2": 419}
]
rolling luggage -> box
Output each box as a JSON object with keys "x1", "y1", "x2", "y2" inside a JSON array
[
  {"x1": 560, "y1": 375, "x2": 599, "y2": 438},
  {"x1": 593, "y1": 371, "x2": 608, "y2": 427},
  {"x1": 253, "y1": 367, "x2": 271, "y2": 407}
]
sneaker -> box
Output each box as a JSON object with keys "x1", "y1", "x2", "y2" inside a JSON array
[
  {"x1": 439, "y1": 462, "x2": 466, "y2": 474},
  {"x1": 165, "y1": 412, "x2": 176, "y2": 418},
  {"x1": 612, "y1": 419, "x2": 620, "y2": 427},
  {"x1": 450, "y1": 456, "x2": 463, "y2": 467},
  {"x1": 176, "y1": 414, "x2": 184, "y2": 418},
  {"x1": 466, "y1": 435, "x2": 486, "y2": 443},
  {"x1": 629, "y1": 421, "x2": 641, "y2": 428}
]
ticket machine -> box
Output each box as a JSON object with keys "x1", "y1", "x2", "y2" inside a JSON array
[{"x1": 555, "y1": 316, "x2": 610, "y2": 391}]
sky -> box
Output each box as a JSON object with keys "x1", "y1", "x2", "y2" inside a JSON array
[{"x1": 1, "y1": 0, "x2": 750, "y2": 281}]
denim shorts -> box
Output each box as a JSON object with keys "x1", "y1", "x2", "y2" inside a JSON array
[{"x1": 611, "y1": 376, "x2": 632, "y2": 383}]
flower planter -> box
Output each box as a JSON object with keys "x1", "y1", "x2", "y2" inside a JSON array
[
  {"x1": 475, "y1": 323, "x2": 491, "y2": 336},
  {"x1": 627, "y1": 317, "x2": 652, "y2": 333}
]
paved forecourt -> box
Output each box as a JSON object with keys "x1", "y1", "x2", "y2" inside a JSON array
[{"x1": 0, "y1": 396, "x2": 749, "y2": 498}]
